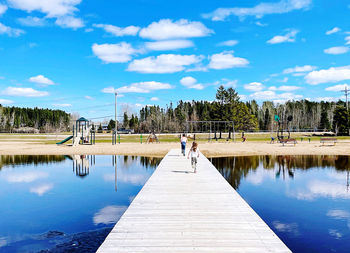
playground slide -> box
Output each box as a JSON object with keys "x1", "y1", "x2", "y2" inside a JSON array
[{"x1": 56, "y1": 135, "x2": 73, "y2": 145}]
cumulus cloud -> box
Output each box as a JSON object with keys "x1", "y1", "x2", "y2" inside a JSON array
[
  {"x1": 244, "y1": 82, "x2": 264, "y2": 91},
  {"x1": 0, "y1": 22, "x2": 24, "y2": 37},
  {"x1": 150, "y1": 97, "x2": 159, "y2": 101},
  {"x1": 145, "y1": 40, "x2": 194, "y2": 51},
  {"x1": 127, "y1": 54, "x2": 203, "y2": 73},
  {"x1": 55, "y1": 16, "x2": 84, "y2": 29},
  {"x1": 92, "y1": 42, "x2": 137, "y2": 63},
  {"x1": 305, "y1": 65, "x2": 350, "y2": 85},
  {"x1": 30, "y1": 183, "x2": 53, "y2": 196},
  {"x1": 139, "y1": 19, "x2": 213, "y2": 40},
  {"x1": 346, "y1": 36, "x2": 350, "y2": 45},
  {"x1": 249, "y1": 90, "x2": 302, "y2": 102},
  {"x1": 325, "y1": 84, "x2": 350, "y2": 92},
  {"x1": 52, "y1": 103, "x2": 71, "y2": 107},
  {"x1": 8, "y1": 0, "x2": 82, "y2": 18},
  {"x1": 203, "y1": 0, "x2": 312, "y2": 21},
  {"x1": 217, "y1": 40, "x2": 239, "y2": 47},
  {"x1": 267, "y1": 29, "x2": 298, "y2": 44},
  {"x1": 93, "y1": 205, "x2": 127, "y2": 225},
  {"x1": 0, "y1": 99, "x2": 13, "y2": 105},
  {"x1": 213, "y1": 78, "x2": 238, "y2": 88},
  {"x1": 272, "y1": 221, "x2": 299, "y2": 236},
  {"x1": 102, "y1": 81, "x2": 172, "y2": 94},
  {"x1": 326, "y1": 27, "x2": 341, "y2": 35},
  {"x1": 93, "y1": 24, "x2": 140, "y2": 36},
  {"x1": 3, "y1": 87, "x2": 49, "y2": 97},
  {"x1": 6, "y1": 171, "x2": 48, "y2": 183},
  {"x1": 0, "y1": 4, "x2": 8, "y2": 15},
  {"x1": 180, "y1": 76, "x2": 204, "y2": 90},
  {"x1": 324, "y1": 46, "x2": 349, "y2": 55},
  {"x1": 17, "y1": 16, "x2": 47, "y2": 27},
  {"x1": 208, "y1": 51, "x2": 249, "y2": 69},
  {"x1": 269, "y1": 85, "x2": 301, "y2": 91},
  {"x1": 283, "y1": 65, "x2": 317, "y2": 74},
  {"x1": 29, "y1": 75, "x2": 54, "y2": 86}
]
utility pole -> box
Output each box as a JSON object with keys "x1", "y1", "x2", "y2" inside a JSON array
[
  {"x1": 342, "y1": 86, "x2": 349, "y2": 110},
  {"x1": 115, "y1": 91, "x2": 118, "y2": 130}
]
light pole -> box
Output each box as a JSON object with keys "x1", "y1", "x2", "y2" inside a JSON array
[{"x1": 115, "y1": 92, "x2": 118, "y2": 134}]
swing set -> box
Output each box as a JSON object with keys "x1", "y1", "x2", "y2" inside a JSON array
[{"x1": 186, "y1": 121, "x2": 235, "y2": 142}]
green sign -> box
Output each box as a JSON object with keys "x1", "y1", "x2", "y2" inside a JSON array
[{"x1": 274, "y1": 115, "x2": 280, "y2": 122}]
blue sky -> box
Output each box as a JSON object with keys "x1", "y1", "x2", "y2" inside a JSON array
[{"x1": 0, "y1": 0, "x2": 350, "y2": 119}]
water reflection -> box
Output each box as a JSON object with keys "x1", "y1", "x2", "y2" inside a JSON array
[
  {"x1": 213, "y1": 155, "x2": 350, "y2": 190},
  {"x1": 214, "y1": 155, "x2": 350, "y2": 253},
  {"x1": 0, "y1": 155, "x2": 161, "y2": 253}
]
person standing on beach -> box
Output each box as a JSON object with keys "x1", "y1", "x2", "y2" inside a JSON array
[
  {"x1": 180, "y1": 134, "x2": 187, "y2": 156},
  {"x1": 188, "y1": 142, "x2": 200, "y2": 173}
]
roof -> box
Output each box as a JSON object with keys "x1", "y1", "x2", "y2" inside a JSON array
[{"x1": 76, "y1": 117, "x2": 89, "y2": 122}]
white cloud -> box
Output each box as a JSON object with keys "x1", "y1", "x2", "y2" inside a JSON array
[
  {"x1": 180, "y1": 76, "x2": 204, "y2": 90},
  {"x1": 314, "y1": 97, "x2": 339, "y2": 102},
  {"x1": 269, "y1": 85, "x2": 301, "y2": 91},
  {"x1": 3, "y1": 87, "x2": 49, "y2": 97},
  {"x1": 250, "y1": 90, "x2": 276, "y2": 100},
  {"x1": 17, "y1": 16, "x2": 47, "y2": 27},
  {"x1": 29, "y1": 75, "x2": 54, "y2": 86},
  {"x1": 92, "y1": 42, "x2": 137, "y2": 63},
  {"x1": 249, "y1": 90, "x2": 302, "y2": 102},
  {"x1": 0, "y1": 22, "x2": 24, "y2": 37},
  {"x1": 214, "y1": 78, "x2": 238, "y2": 88},
  {"x1": 85, "y1": 95, "x2": 93, "y2": 100},
  {"x1": 6, "y1": 171, "x2": 48, "y2": 183},
  {"x1": 345, "y1": 36, "x2": 350, "y2": 45},
  {"x1": 244, "y1": 82, "x2": 264, "y2": 91},
  {"x1": 53, "y1": 103, "x2": 71, "y2": 107},
  {"x1": 305, "y1": 65, "x2": 350, "y2": 85},
  {"x1": 208, "y1": 51, "x2": 249, "y2": 69},
  {"x1": 324, "y1": 46, "x2": 349, "y2": 55},
  {"x1": 256, "y1": 21, "x2": 268, "y2": 27},
  {"x1": 329, "y1": 229, "x2": 343, "y2": 239},
  {"x1": 203, "y1": 0, "x2": 312, "y2": 21},
  {"x1": 103, "y1": 81, "x2": 172, "y2": 94},
  {"x1": 150, "y1": 97, "x2": 159, "y2": 101},
  {"x1": 0, "y1": 4, "x2": 8, "y2": 15},
  {"x1": 8, "y1": 0, "x2": 82, "y2": 17},
  {"x1": 0, "y1": 99, "x2": 13, "y2": 104},
  {"x1": 283, "y1": 65, "x2": 317, "y2": 74},
  {"x1": 30, "y1": 183, "x2": 53, "y2": 196},
  {"x1": 145, "y1": 40, "x2": 194, "y2": 51},
  {"x1": 139, "y1": 19, "x2": 213, "y2": 40},
  {"x1": 267, "y1": 29, "x2": 298, "y2": 44},
  {"x1": 93, "y1": 205, "x2": 127, "y2": 225},
  {"x1": 327, "y1": 209, "x2": 350, "y2": 219},
  {"x1": 325, "y1": 84, "x2": 350, "y2": 92},
  {"x1": 217, "y1": 40, "x2": 239, "y2": 47},
  {"x1": 326, "y1": 27, "x2": 341, "y2": 35},
  {"x1": 128, "y1": 54, "x2": 202, "y2": 73},
  {"x1": 93, "y1": 24, "x2": 140, "y2": 36},
  {"x1": 272, "y1": 221, "x2": 299, "y2": 235},
  {"x1": 55, "y1": 16, "x2": 84, "y2": 29}
]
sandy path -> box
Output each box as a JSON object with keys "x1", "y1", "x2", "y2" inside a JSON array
[{"x1": 0, "y1": 141, "x2": 350, "y2": 157}]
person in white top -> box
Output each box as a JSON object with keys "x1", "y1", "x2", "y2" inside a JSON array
[
  {"x1": 180, "y1": 133, "x2": 187, "y2": 156},
  {"x1": 187, "y1": 142, "x2": 199, "y2": 173}
]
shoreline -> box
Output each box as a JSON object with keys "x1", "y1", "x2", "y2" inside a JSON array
[{"x1": 1, "y1": 141, "x2": 350, "y2": 157}]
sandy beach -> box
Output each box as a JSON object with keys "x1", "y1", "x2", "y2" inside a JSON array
[{"x1": 1, "y1": 141, "x2": 350, "y2": 157}]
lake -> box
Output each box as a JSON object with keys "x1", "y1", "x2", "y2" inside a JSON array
[
  {"x1": 213, "y1": 155, "x2": 350, "y2": 253},
  {"x1": 0, "y1": 155, "x2": 160, "y2": 253}
]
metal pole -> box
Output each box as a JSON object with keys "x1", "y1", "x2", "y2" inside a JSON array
[{"x1": 113, "y1": 92, "x2": 118, "y2": 145}]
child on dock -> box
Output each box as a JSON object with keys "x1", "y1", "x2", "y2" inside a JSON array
[
  {"x1": 180, "y1": 134, "x2": 187, "y2": 156},
  {"x1": 187, "y1": 142, "x2": 200, "y2": 173}
]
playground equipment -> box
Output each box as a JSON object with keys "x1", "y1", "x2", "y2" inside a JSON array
[
  {"x1": 146, "y1": 131, "x2": 160, "y2": 143},
  {"x1": 57, "y1": 117, "x2": 95, "y2": 146},
  {"x1": 186, "y1": 121, "x2": 235, "y2": 142},
  {"x1": 274, "y1": 114, "x2": 293, "y2": 141}
]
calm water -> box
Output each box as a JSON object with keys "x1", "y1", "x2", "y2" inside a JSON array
[
  {"x1": 0, "y1": 155, "x2": 160, "y2": 253},
  {"x1": 213, "y1": 155, "x2": 350, "y2": 253}
]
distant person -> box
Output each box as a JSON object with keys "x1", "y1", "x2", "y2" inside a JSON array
[
  {"x1": 242, "y1": 131, "x2": 246, "y2": 142},
  {"x1": 180, "y1": 133, "x2": 187, "y2": 156},
  {"x1": 270, "y1": 136, "x2": 275, "y2": 144},
  {"x1": 188, "y1": 142, "x2": 200, "y2": 173}
]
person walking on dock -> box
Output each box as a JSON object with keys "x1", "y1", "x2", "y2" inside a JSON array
[
  {"x1": 180, "y1": 134, "x2": 187, "y2": 156},
  {"x1": 188, "y1": 142, "x2": 200, "y2": 173}
]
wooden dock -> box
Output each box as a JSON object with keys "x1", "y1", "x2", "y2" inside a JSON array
[{"x1": 97, "y1": 149, "x2": 291, "y2": 252}]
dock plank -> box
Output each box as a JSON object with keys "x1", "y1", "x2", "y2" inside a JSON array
[{"x1": 97, "y1": 149, "x2": 291, "y2": 253}]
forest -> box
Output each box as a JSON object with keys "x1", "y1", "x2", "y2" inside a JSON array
[
  {"x1": 121, "y1": 86, "x2": 349, "y2": 135},
  {"x1": 0, "y1": 105, "x2": 70, "y2": 133}
]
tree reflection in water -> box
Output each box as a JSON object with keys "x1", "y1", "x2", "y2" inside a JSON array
[{"x1": 212, "y1": 155, "x2": 350, "y2": 190}]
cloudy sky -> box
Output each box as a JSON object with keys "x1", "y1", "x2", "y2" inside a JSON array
[{"x1": 0, "y1": 0, "x2": 350, "y2": 118}]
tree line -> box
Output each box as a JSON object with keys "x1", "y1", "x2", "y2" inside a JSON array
[
  {"x1": 120, "y1": 86, "x2": 350, "y2": 135},
  {"x1": 0, "y1": 105, "x2": 70, "y2": 133}
]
